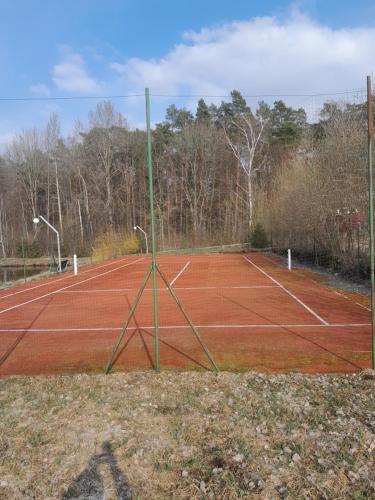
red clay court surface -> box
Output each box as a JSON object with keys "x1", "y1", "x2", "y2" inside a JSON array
[{"x1": 0, "y1": 252, "x2": 371, "y2": 376}]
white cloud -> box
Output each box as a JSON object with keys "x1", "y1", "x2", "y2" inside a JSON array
[
  {"x1": 110, "y1": 13, "x2": 375, "y2": 100},
  {"x1": 52, "y1": 53, "x2": 100, "y2": 93},
  {"x1": 29, "y1": 83, "x2": 50, "y2": 96}
]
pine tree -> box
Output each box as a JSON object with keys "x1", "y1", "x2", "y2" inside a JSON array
[{"x1": 195, "y1": 98, "x2": 210, "y2": 123}]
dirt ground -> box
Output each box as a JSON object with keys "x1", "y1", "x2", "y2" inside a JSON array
[{"x1": 0, "y1": 370, "x2": 374, "y2": 499}]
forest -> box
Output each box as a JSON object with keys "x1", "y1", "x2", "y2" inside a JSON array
[{"x1": 0, "y1": 91, "x2": 371, "y2": 277}]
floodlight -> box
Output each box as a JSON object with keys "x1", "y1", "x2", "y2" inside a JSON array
[
  {"x1": 32, "y1": 215, "x2": 62, "y2": 272},
  {"x1": 133, "y1": 225, "x2": 149, "y2": 254}
]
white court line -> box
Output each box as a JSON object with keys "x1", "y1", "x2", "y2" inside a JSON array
[
  {"x1": 170, "y1": 261, "x2": 190, "y2": 286},
  {"x1": 173, "y1": 285, "x2": 279, "y2": 290},
  {"x1": 243, "y1": 256, "x2": 329, "y2": 326},
  {"x1": 57, "y1": 288, "x2": 135, "y2": 293},
  {"x1": 55, "y1": 285, "x2": 279, "y2": 293},
  {"x1": 0, "y1": 323, "x2": 370, "y2": 333},
  {"x1": 0, "y1": 257, "x2": 145, "y2": 315},
  {"x1": 333, "y1": 290, "x2": 371, "y2": 312},
  {"x1": 0, "y1": 255, "x2": 133, "y2": 301},
  {"x1": 276, "y1": 260, "x2": 372, "y2": 315}
]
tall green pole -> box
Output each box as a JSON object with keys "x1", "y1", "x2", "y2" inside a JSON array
[
  {"x1": 367, "y1": 75, "x2": 375, "y2": 369},
  {"x1": 145, "y1": 88, "x2": 160, "y2": 371}
]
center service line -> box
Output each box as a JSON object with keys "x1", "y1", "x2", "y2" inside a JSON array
[{"x1": 170, "y1": 261, "x2": 191, "y2": 286}]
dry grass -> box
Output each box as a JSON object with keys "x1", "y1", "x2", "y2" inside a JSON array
[{"x1": 0, "y1": 371, "x2": 374, "y2": 499}]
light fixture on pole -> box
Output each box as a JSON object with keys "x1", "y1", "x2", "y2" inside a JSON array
[
  {"x1": 133, "y1": 225, "x2": 149, "y2": 254},
  {"x1": 33, "y1": 216, "x2": 62, "y2": 272}
]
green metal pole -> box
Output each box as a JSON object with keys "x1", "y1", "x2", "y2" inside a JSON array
[
  {"x1": 367, "y1": 75, "x2": 375, "y2": 369},
  {"x1": 145, "y1": 88, "x2": 160, "y2": 372}
]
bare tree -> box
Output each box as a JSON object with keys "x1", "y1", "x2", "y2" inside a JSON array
[{"x1": 221, "y1": 109, "x2": 267, "y2": 230}]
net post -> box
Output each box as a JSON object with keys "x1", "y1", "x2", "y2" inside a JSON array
[
  {"x1": 288, "y1": 249, "x2": 292, "y2": 271},
  {"x1": 367, "y1": 75, "x2": 375, "y2": 369},
  {"x1": 73, "y1": 254, "x2": 78, "y2": 275},
  {"x1": 145, "y1": 88, "x2": 160, "y2": 372}
]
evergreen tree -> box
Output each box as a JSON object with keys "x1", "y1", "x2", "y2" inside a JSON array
[
  {"x1": 250, "y1": 223, "x2": 268, "y2": 248},
  {"x1": 230, "y1": 90, "x2": 250, "y2": 115},
  {"x1": 165, "y1": 104, "x2": 194, "y2": 130},
  {"x1": 269, "y1": 100, "x2": 307, "y2": 143},
  {"x1": 195, "y1": 98, "x2": 210, "y2": 123},
  {"x1": 153, "y1": 122, "x2": 173, "y2": 153}
]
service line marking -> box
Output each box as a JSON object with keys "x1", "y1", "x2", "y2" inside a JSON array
[
  {"x1": 0, "y1": 257, "x2": 145, "y2": 315},
  {"x1": 243, "y1": 256, "x2": 329, "y2": 326},
  {"x1": 0, "y1": 323, "x2": 370, "y2": 333},
  {"x1": 170, "y1": 261, "x2": 190, "y2": 286},
  {"x1": 0, "y1": 255, "x2": 134, "y2": 301},
  {"x1": 55, "y1": 285, "x2": 279, "y2": 293}
]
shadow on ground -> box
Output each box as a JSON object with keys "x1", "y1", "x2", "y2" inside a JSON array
[{"x1": 62, "y1": 441, "x2": 131, "y2": 499}]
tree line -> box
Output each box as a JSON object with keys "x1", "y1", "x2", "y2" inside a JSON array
[{"x1": 0, "y1": 92, "x2": 372, "y2": 277}]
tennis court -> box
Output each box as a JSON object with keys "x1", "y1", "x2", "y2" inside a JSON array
[{"x1": 0, "y1": 252, "x2": 371, "y2": 375}]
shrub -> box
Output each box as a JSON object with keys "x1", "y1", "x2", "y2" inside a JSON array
[
  {"x1": 92, "y1": 230, "x2": 119, "y2": 262},
  {"x1": 75, "y1": 243, "x2": 92, "y2": 258},
  {"x1": 250, "y1": 223, "x2": 268, "y2": 248},
  {"x1": 92, "y1": 230, "x2": 140, "y2": 261},
  {"x1": 121, "y1": 234, "x2": 140, "y2": 254}
]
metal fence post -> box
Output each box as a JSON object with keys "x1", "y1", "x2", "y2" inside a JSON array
[
  {"x1": 145, "y1": 88, "x2": 160, "y2": 372},
  {"x1": 367, "y1": 75, "x2": 375, "y2": 369}
]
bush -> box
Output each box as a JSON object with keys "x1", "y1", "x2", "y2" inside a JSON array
[
  {"x1": 75, "y1": 243, "x2": 92, "y2": 258},
  {"x1": 250, "y1": 223, "x2": 268, "y2": 248},
  {"x1": 92, "y1": 230, "x2": 140, "y2": 262},
  {"x1": 16, "y1": 240, "x2": 41, "y2": 258},
  {"x1": 92, "y1": 230, "x2": 119, "y2": 262},
  {"x1": 121, "y1": 234, "x2": 140, "y2": 254}
]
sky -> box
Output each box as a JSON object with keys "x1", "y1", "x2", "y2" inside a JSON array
[{"x1": 1, "y1": 0, "x2": 375, "y2": 146}]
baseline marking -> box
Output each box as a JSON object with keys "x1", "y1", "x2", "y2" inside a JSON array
[
  {"x1": 0, "y1": 255, "x2": 133, "y2": 301},
  {"x1": 243, "y1": 256, "x2": 329, "y2": 325},
  {"x1": 0, "y1": 323, "x2": 370, "y2": 333},
  {"x1": 0, "y1": 257, "x2": 145, "y2": 315},
  {"x1": 170, "y1": 261, "x2": 190, "y2": 286}
]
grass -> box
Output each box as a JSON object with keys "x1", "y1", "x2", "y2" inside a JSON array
[{"x1": 0, "y1": 371, "x2": 374, "y2": 499}]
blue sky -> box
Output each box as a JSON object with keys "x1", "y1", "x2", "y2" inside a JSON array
[{"x1": 1, "y1": 0, "x2": 375, "y2": 145}]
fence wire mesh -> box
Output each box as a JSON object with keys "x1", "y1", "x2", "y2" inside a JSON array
[{"x1": 0, "y1": 85, "x2": 373, "y2": 374}]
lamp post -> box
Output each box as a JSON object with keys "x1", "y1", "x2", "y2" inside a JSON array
[
  {"x1": 133, "y1": 225, "x2": 149, "y2": 254},
  {"x1": 33, "y1": 216, "x2": 62, "y2": 272}
]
